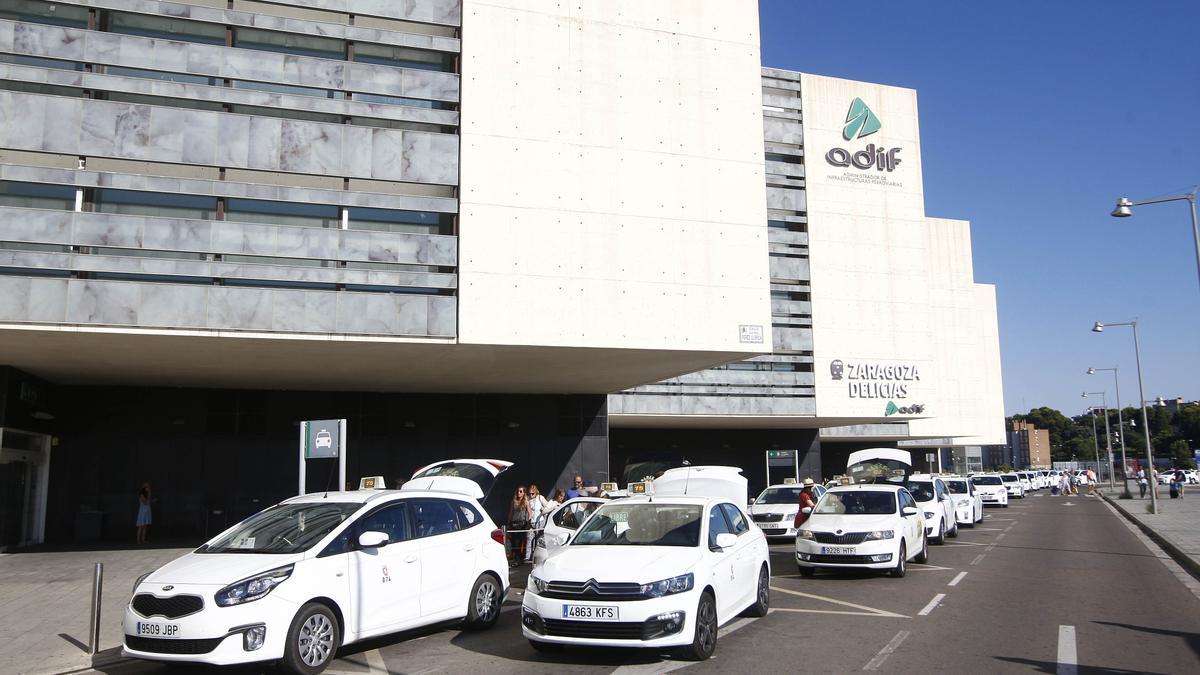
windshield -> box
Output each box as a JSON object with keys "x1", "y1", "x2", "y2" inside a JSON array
[
  {"x1": 814, "y1": 491, "x2": 897, "y2": 515},
  {"x1": 972, "y1": 476, "x2": 1002, "y2": 486},
  {"x1": 906, "y1": 481, "x2": 935, "y2": 502},
  {"x1": 202, "y1": 503, "x2": 360, "y2": 554},
  {"x1": 1001, "y1": 475, "x2": 1017, "y2": 482},
  {"x1": 571, "y1": 503, "x2": 701, "y2": 547},
  {"x1": 756, "y1": 487, "x2": 804, "y2": 505},
  {"x1": 947, "y1": 481, "x2": 969, "y2": 494}
]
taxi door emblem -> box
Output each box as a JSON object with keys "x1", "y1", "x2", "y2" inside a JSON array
[
  {"x1": 382, "y1": 565, "x2": 391, "y2": 583},
  {"x1": 161, "y1": 585, "x2": 173, "y2": 591}
]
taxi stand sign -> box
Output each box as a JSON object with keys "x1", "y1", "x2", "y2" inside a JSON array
[{"x1": 298, "y1": 419, "x2": 347, "y2": 496}]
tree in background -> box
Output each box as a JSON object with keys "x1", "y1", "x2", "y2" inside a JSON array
[{"x1": 1010, "y1": 402, "x2": 1198, "y2": 469}]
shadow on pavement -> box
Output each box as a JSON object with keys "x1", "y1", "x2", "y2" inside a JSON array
[
  {"x1": 992, "y1": 655, "x2": 1165, "y2": 674},
  {"x1": 1093, "y1": 620, "x2": 1200, "y2": 662}
]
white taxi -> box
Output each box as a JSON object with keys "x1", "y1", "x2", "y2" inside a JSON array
[
  {"x1": 748, "y1": 482, "x2": 826, "y2": 538},
  {"x1": 1000, "y1": 472, "x2": 1026, "y2": 498},
  {"x1": 944, "y1": 476, "x2": 984, "y2": 527},
  {"x1": 905, "y1": 475, "x2": 957, "y2": 543},
  {"x1": 123, "y1": 461, "x2": 511, "y2": 674},
  {"x1": 971, "y1": 474, "x2": 1009, "y2": 507},
  {"x1": 532, "y1": 497, "x2": 606, "y2": 565},
  {"x1": 522, "y1": 467, "x2": 769, "y2": 661},
  {"x1": 795, "y1": 484, "x2": 927, "y2": 578}
]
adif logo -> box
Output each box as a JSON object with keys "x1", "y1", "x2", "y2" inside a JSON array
[
  {"x1": 842, "y1": 97, "x2": 881, "y2": 141},
  {"x1": 826, "y1": 97, "x2": 902, "y2": 172}
]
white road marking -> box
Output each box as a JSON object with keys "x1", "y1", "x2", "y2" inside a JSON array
[
  {"x1": 972, "y1": 527, "x2": 1005, "y2": 531},
  {"x1": 610, "y1": 613, "x2": 772, "y2": 675},
  {"x1": 1057, "y1": 625, "x2": 1078, "y2": 675},
  {"x1": 995, "y1": 533, "x2": 1006, "y2": 541},
  {"x1": 917, "y1": 593, "x2": 945, "y2": 616},
  {"x1": 770, "y1": 586, "x2": 908, "y2": 618},
  {"x1": 908, "y1": 563, "x2": 955, "y2": 571},
  {"x1": 941, "y1": 541, "x2": 988, "y2": 547},
  {"x1": 970, "y1": 553, "x2": 986, "y2": 566},
  {"x1": 862, "y1": 630, "x2": 910, "y2": 671},
  {"x1": 948, "y1": 571, "x2": 967, "y2": 587}
]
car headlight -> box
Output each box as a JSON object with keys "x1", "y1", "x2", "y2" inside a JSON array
[
  {"x1": 798, "y1": 529, "x2": 814, "y2": 540},
  {"x1": 863, "y1": 530, "x2": 894, "y2": 540},
  {"x1": 924, "y1": 511, "x2": 935, "y2": 519},
  {"x1": 132, "y1": 572, "x2": 153, "y2": 594},
  {"x1": 640, "y1": 573, "x2": 694, "y2": 599},
  {"x1": 529, "y1": 575, "x2": 548, "y2": 594},
  {"x1": 215, "y1": 565, "x2": 293, "y2": 607},
  {"x1": 956, "y1": 499, "x2": 970, "y2": 507}
]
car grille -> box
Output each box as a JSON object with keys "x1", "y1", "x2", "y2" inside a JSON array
[
  {"x1": 125, "y1": 635, "x2": 224, "y2": 654},
  {"x1": 543, "y1": 619, "x2": 647, "y2": 640},
  {"x1": 762, "y1": 529, "x2": 788, "y2": 536},
  {"x1": 807, "y1": 554, "x2": 879, "y2": 564},
  {"x1": 752, "y1": 513, "x2": 785, "y2": 523},
  {"x1": 813, "y1": 532, "x2": 868, "y2": 545},
  {"x1": 541, "y1": 580, "x2": 644, "y2": 601},
  {"x1": 131, "y1": 594, "x2": 204, "y2": 619}
]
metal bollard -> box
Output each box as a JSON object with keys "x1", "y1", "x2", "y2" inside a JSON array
[{"x1": 88, "y1": 562, "x2": 103, "y2": 655}]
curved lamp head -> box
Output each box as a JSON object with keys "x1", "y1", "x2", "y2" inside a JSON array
[
  {"x1": 1092, "y1": 321, "x2": 1104, "y2": 333},
  {"x1": 1112, "y1": 197, "x2": 1133, "y2": 218},
  {"x1": 1081, "y1": 392, "x2": 1088, "y2": 398},
  {"x1": 1086, "y1": 367, "x2": 1096, "y2": 375}
]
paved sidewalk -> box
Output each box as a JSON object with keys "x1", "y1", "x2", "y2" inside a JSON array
[
  {"x1": 1099, "y1": 484, "x2": 1200, "y2": 579},
  {"x1": 0, "y1": 544, "x2": 194, "y2": 675}
]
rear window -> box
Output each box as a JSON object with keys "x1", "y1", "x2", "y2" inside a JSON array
[
  {"x1": 972, "y1": 476, "x2": 1002, "y2": 486},
  {"x1": 947, "y1": 481, "x2": 969, "y2": 494},
  {"x1": 1001, "y1": 475, "x2": 1017, "y2": 483}
]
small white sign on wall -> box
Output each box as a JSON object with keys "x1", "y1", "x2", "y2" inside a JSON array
[{"x1": 739, "y1": 324, "x2": 764, "y2": 344}]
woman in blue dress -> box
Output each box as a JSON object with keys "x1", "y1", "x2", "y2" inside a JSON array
[{"x1": 136, "y1": 483, "x2": 152, "y2": 544}]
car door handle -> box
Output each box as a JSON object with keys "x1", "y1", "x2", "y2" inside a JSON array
[
  {"x1": 404, "y1": 554, "x2": 418, "y2": 563},
  {"x1": 463, "y1": 544, "x2": 476, "y2": 551}
]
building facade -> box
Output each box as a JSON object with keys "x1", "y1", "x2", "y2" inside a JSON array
[{"x1": 0, "y1": 1, "x2": 1003, "y2": 548}]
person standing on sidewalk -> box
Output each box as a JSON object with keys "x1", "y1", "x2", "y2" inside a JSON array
[
  {"x1": 1137, "y1": 468, "x2": 1149, "y2": 499},
  {"x1": 1086, "y1": 468, "x2": 1097, "y2": 496},
  {"x1": 135, "y1": 483, "x2": 152, "y2": 544}
]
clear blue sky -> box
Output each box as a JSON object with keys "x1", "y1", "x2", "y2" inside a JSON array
[{"x1": 760, "y1": 0, "x2": 1200, "y2": 418}]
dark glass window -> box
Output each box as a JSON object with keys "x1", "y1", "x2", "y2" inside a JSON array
[
  {"x1": 95, "y1": 189, "x2": 217, "y2": 220},
  {"x1": 355, "y1": 43, "x2": 455, "y2": 73},
  {"x1": 0, "y1": 0, "x2": 88, "y2": 28},
  {"x1": 719, "y1": 503, "x2": 749, "y2": 535},
  {"x1": 410, "y1": 499, "x2": 459, "y2": 538},
  {"x1": 104, "y1": 66, "x2": 215, "y2": 86},
  {"x1": 348, "y1": 207, "x2": 452, "y2": 235},
  {"x1": 234, "y1": 28, "x2": 343, "y2": 60},
  {"x1": 0, "y1": 181, "x2": 76, "y2": 210},
  {"x1": 453, "y1": 501, "x2": 484, "y2": 530},
  {"x1": 226, "y1": 199, "x2": 339, "y2": 229},
  {"x1": 0, "y1": 53, "x2": 84, "y2": 72},
  {"x1": 109, "y1": 11, "x2": 226, "y2": 46},
  {"x1": 358, "y1": 503, "x2": 411, "y2": 545},
  {"x1": 707, "y1": 505, "x2": 734, "y2": 548}
]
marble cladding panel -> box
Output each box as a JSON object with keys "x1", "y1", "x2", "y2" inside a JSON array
[
  {"x1": 765, "y1": 160, "x2": 804, "y2": 178},
  {"x1": 1, "y1": 20, "x2": 459, "y2": 102},
  {"x1": 0, "y1": 207, "x2": 457, "y2": 268},
  {"x1": 0, "y1": 91, "x2": 459, "y2": 184},
  {"x1": 773, "y1": 327, "x2": 814, "y2": 352},
  {"x1": 766, "y1": 186, "x2": 806, "y2": 212},
  {"x1": 0, "y1": 277, "x2": 455, "y2": 337},
  {"x1": 273, "y1": 0, "x2": 462, "y2": 26},
  {"x1": 769, "y1": 256, "x2": 810, "y2": 281},
  {"x1": 427, "y1": 295, "x2": 456, "y2": 336},
  {"x1": 763, "y1": 117, "x2": 803, "y2": 146},
  {"x1": 0, "y1": 164, "x2": 459, "y2": 212},
  {"x1": 608, "y1": 393, "x2": 816, "y2": 417}
]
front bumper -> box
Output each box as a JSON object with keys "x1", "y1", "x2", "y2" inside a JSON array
[
  {"x1": 522, "y1": 589, "x2": 696, "y2": 648},
  {"x1": 795, "y1": 537, "x2": 899, "y2": 570},
  {"x1": 122, "y1": 586, "x2": 297, "y2": 666},
  {"x1": 954, "y1": 504, "x2": 974, "y2": 524}
]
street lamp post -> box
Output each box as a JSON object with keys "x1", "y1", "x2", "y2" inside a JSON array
[
  {"x1": 1112, "y1": 187, "x2": 1200, "y2": 293},
  {"x1": 1088, "y1": 367, "x2": 1128, "y2": 495},
  {"x1": 1083, "y1": 391, "x2": 1113, "y2": 488},
  {"x1": 1092, "y1": 320, "x2": 1158, "y2": 514}
]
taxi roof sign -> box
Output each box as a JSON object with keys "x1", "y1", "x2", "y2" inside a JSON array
[
  {"x1": 358, "y1": 476, "x2": 386, "y2": 490},
  {"x1": 600, "y1": 482, "x2": 618, "y2": 493},
  {"x1": 628, "y1": 481, "x2": 652, "y2": 495},
  {"x1": 782, "y1": 477, "x2": 797, "y2": 485}
]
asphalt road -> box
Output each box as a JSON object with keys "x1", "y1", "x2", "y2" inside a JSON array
[{"x1": 87, "y1": 492, "x2": 1200, "y2": 674}]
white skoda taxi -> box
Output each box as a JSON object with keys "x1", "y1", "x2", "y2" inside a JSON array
[
  {"x1": 522, "y1": 467, "x2": 769, "y2": 661},
  {"x1": 123, "y1": 461, "x2": 511, "y2": 674},
  {"x1": 795, "y1": 484, "x2": 927, "y2": 578},
  {"x1": 971, "y1": 474, "x2": 1009, "y2": 507},
  {"x1": 944, "y1": 476, "x2": 984, "y2": 527}
]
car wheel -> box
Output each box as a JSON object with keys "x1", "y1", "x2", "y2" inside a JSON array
[
  {"x1": 678, "y1": 590, "x2": 718, "y2": 661},
  {"x1": 742, "y1": 565, "x2": 770, "y2": 617},
  {"x1": 464, "y1": 573, "x2": 501, "y2": 630},
  {"x1": 798, "y1": 565, "x2": 815, "y2": 578},
  {"x1": 931, "y1": 518, "x2": 944, "y2": 545},
  {"x1": 528, "y1": 638, "x2": 562, "y2": 653},
  {"x1": 913, "y1": 534, "x2": 928, "y2": 564},
  {"x1": 1002, "y1": 502, "x2": 1009, "y2": 508},
  {"x1": 948, "y1": 520, "x2": 959, "y2": 538},
  {"x1": 889, "y1": 543, "x2": 907, "y2": 578},
  {"x1": 281, "y1": 602, "x2": 340, "y2": 675}
]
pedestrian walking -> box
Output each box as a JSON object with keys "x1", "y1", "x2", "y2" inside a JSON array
[
  {"x1": 793, "y1": 478, "x2": 818, "y2": 529},
  {"x1": 135, "y1": 482, "x2": 152, "y2": 544},
  {"x1": 507, "y1": 486, "x2": 532, "y2": 566},
  {"x1": 1137, "y1": 468, "x2": 1148, "y2": 499},
  {"x1": 526, "y1": 484, "x2": 549, "y2": 562},
  {"x1": 1086, "y1": 468, "x2": 1097, "y2": 496}
]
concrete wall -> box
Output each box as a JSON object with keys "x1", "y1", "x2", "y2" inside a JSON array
[{"x1": 457, "y1": 0, "x2": 772, "y2": 353}]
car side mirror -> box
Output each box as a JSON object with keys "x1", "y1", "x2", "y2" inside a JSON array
[
  {"x1": 801, "y1": 507, "x2": 813, "y2": 515},
  {"x1": 902, "y1": 506, "x2": 918, "y2": 516},
  {"x1": 714, "y1": 533, "x2": 738, "y2": 549},
  {"x1": 358, "y1": 531, "x2": 389, "y2": 548}
]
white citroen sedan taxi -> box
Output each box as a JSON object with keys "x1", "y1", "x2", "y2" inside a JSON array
[
  {"x1": 795, "y1": 484, "x2": 927, "y2": 578},
  {"x1": 123, "y1": 460, "x2": 511, "y2": 674},
  {"x1": 522, "y1": 467, "x2": 769, "y2": 661}
]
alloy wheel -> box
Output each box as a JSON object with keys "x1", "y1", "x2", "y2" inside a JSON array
[
  {"x1": 475, "y1": 579, "x2": 498, "y2": 622},
  {"x1": 299, "y1": 613, "x2": 334, "y2": 667},
  {"x1": 698, "y1": 595, "x2": 717, "y2": 654}
]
